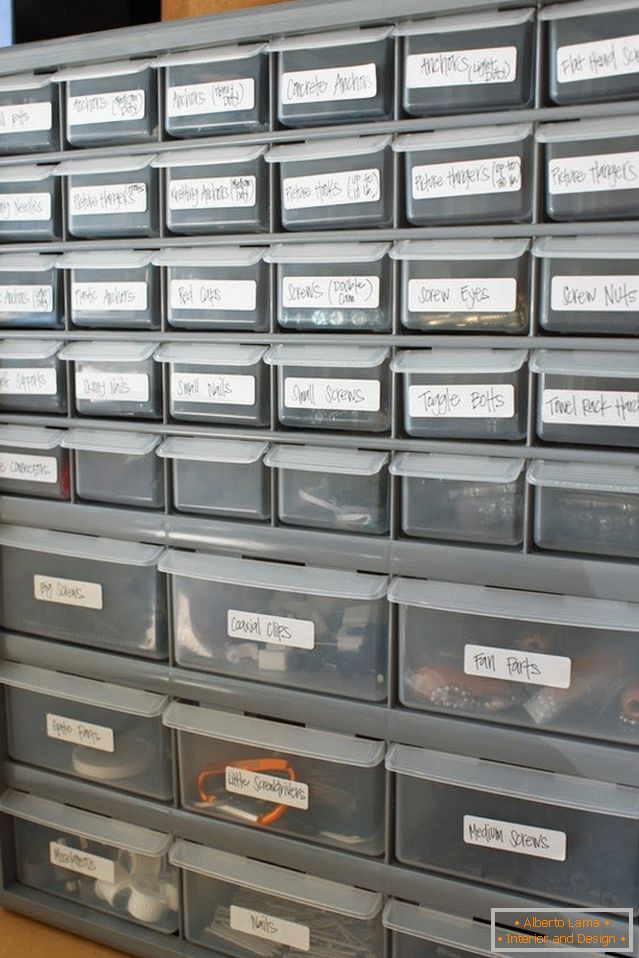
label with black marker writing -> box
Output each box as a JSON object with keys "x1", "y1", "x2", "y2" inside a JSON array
[
  {"x1": 542, "y1": 389, "x2": 639, "y2": 426},
  {"x1": 282, "y1": 63, "x2": 376, "y2": 104},
  {"x1": 463, "y1": 815, "x2": 567, "y2": 862},
  {"x1": 230, "y1": 905, "x2": 310, "y2": 951},
  {"x1": 464, "y1": 644, "x2": 571, "y2": 689},
  {"x1": 408, "y1": 384, "x2": 514, "y2": 418},
  {"x1": 550, "y1": 275, "x2": 639, "y2": 312},
  {"x1": 407, "y1": 47, "x2": 517, "y2": 88}
]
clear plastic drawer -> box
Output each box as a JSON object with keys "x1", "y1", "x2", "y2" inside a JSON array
[
  {"x1": 0, "y1": 425, "x2": 68, "y2": 499},
  {"x1": 61, "y1": 341, "x2": 161, "y2": 420},
  {"x1": 0, "y1": 164, "x2": 60, "y2": 241},
  {"x1": 0, "y1": 73, "x2": 59, "y2": 155},
  {"x1": 59, "y1": 251, "x2": 159, "y2": 331},
  {"x1": 61, "y1": 429, "x2": 164, "y2": 509},
  {"x1": 384, "y1": 899, "x2": 503, "y2": 958},
  {"x1": 0, "y1": 339, "x2": 67, "y2": 415},
  {"x1": 0, "y1": 254, "x2": 61, "y2": 330}
]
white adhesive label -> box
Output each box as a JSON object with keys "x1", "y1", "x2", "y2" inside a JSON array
[
  {"x1": 282, "y1": 63, "x2": 377, "y2": 104},
  {"x1": 227, "y1": 608, "x2": 315, "y2": 649},
  {"x1": 230, "y1": 906, "x2": 310, "y2": 952},
  {"x1": 284, "y1": 376, "x2": 381, "y2": 411},
  {"x1": 46, "y1": 713, "x2": 115, "y2": 752},
  {"x1": 412, "y1": 156, "x2": 521, "y2": 199},
  {"x1": 0, "y1": 452, "x2": 57, "y2": 484},
  {"x1": 0, "y1": 284, "x2": 53, "y2": 313},
  {"x1": 171, "y1": 372, "x2": 255, "y2": 405},
  {"x1": 169, "y1": 175, "x2": 256, "y2": 210},
  {"x1": 408, "y1": 277, "x2": 516, "y2": 313},
  {"x1": 67, "y1": 89, "x2": 146, "y2": 125},
  {"x1": 34, "y1": 574, "x2": 103, "y2": 610},
  {"x1": 541, "y1": 388, "x2": 639, "y2": 427},
  {"x1": 283, "y1": 168, "x2": 380, "y2": 209},
  {"x1": 551, "y1": 275, "x2": 639, "y2": 312},
  {"x1": 168, "y1": 78, "x2": 255, "y2": 117},
  {"x1": 463, "y1": 815, "x2": 567, "y2": 862},
  {"x1": 0, "y1": 367, "x2": 57, "y2": 396},
  {"x1": 0, "y1": 101, "x2": 52, "y2": 133},
  {"x1": 225, "y1": 766, "x2": 310, "y2": 809},
  {"x1": 49, "y1": 842, "x2": 115, "y2": 883},
  {"x1": 0, "y1": 192, "x2": 51, "y2": 221},
  {"x1": 557, "y1": 33, "x2": 639, "y2": 84},
  {"x1": 170, "y1": 278, "x2": 256, "y2": 312},
  {"x1": 408, "y1": 383, "x2": 515, "y2": 418},
  {"x1": 76, "y1": 370, "x2": 150, "y2": 404},
  {"x1": 407, "y1": 47, "x2": 517, "y2": 89},
  {"x1": 72, "y1": 282, "x2": 147, "y2": 313},
  {"x1": 548, "y1": 152, "x2": 639, "y2": 195},
  {"x1": 69, "y1": 183, "x2": 147, "y2": 216},
  {"x1": 464, "y1": 644, "x2": 572, "y2": 689},
  {"x1": 282, "y1": 275, "x2": 380, "y2": 309}
]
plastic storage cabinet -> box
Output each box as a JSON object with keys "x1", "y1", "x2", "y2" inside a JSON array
[
  {"x1": 0, "y1": 790, "x2": 178, "y2": 932},
  {"x1": 60, "y1": 429, "x2": 164, "y2": 509},
  {"x1": 543, "y1": 0, "x2": 639, "y2": 105},
  {"x1": 54, "y1": 59, "x2": 157, "y2": 147},
  {"x1": 0, "y1": 425, "x2": 68, "y2": 500},
  {"x1": 156, "y1": 343, "x2": 269, "y2": 426},
  {"x1": 0, "y1": 74, "x2": 59, "y2": 155},
  {"x1": 396, "y1": 9, "x2": 535, "y2": 117},
  {"x1": 61, "y1": 341, "x2": 161, "y2": 421},
  {"x1": 0, "y1": 254, "x2": 61, "y2": 329},
  {"x1": 391, "y1": 453, "x2": 525, "y2": 545},
  {"x1": 0, "y1": 525, "x2": 167, "y2": 658},
  {"x1": 383, "y1": 899, "x2": 499, "y2": 958},
  {"x1": 57, "y1": 155, "x2": 159, "y2": 239},
  {"x1": 529, "y1": 459, "x2": 639, "y2": 560},
  {"x1": 270, "y1": 26, "x2": 393, "y2": 128},
  {"x1": 160, "y1": 549, "x2": 389, "y2": 700},
  {"x1": 0, "y1": 164, "x2": 60, "y2": 241},
  {"x1": 392, "y1": 349, "x2": 528, "y2": 441},
  {"x1": 59, "y1": 251, "x2": 160, "y2": 331},
  {"x1": 394, "y1": 124, "x2": 534, "y2": 226},
  {"x1": 266, "y1": 444, "x2": 390, "y2": 535},
  {"x1": 392, "y1": 239, "x2": 530, "y2": 334},
  {"x1": 163, "y1": 701, "x2": 386, "y2": 854},
  {"x1": 0, "y1": 662, "x2": 173, "y2": 799},
  {"x1": 266, "y1": 344, "x2": 391, "y2": 433},
  {"x1": 156, "y1": 146, "x2": 269, "y2": 235},
  {"x1": 156, "y1": 43, "x2": 268, "y2": 137},
  {"x1": 267, "y1": 135, "x2": 393, "y2": 231},
  {"x1": 172, "y1": 839, "x2": 384, "y2": 957},
  {"x1": 0, "y1": 340, "x2": 67, "y2": 415},
  {"x1": 538, "y1": 116, "x2": 639, "y2": 221},
  {"x1": 156, "y1": 246, "x2": 268, "y2": 332},
  {"x1": 387, "y1": 743, "x2": 639, "y2": 907},
  {"x1": 158, "y1": 436, "x2": 270, "y2": 520},
  {"x1": 535, "y1": 236, "x2": 639, "y2": 335},
  {"x1": 531, "y1": 349, "x2": 639, "y2": 447},
  {"x1": 266, "y1": 242, "x2": 392, "y2": 332}
]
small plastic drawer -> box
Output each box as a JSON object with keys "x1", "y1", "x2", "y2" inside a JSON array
[
  {"x1": 155, "y1": 246, "x2": 268, "y2": 332},
  {"x1": 392, "y1": 453, "x2": 525, "y2": 545},
  {"x1": 535, "y1": 236, "x2": 639, "y2": 335},
  {"x1": 61, "y1": 341, "x2": 161, "y2": 420},
  {"x1": 539, "y1": 117, "x2": 639, "y2": 221},
  {"x1": 164, "y1": 701, "x2": 386, "y2": 854},
  {"x1": 397, "y1": 9, "x2": 535, "y2": 118},
  {"x1": 267, "y1": 135, "x2": 393, "y2": 231},
  {"x1": 384, "y1": 899, "x2": 503, "y2": 958},
  {"x1": 393, "y1": 239, "x2": 530, "y2": 334},
  {"x1": 0, "y1": 790, "x2": 178, "y2": 932},
  {"x1": 392, "y1": 349, "x2": 528, "y2": 441},
  {"x1": 156, "y1": 145, "x2": 269, "y2": 236},
  {"x1": 157, "y1": 43, "x2": 268, "y2": 138},
  {"x1": 543, "y1": 0, "x2": 639, "y2": 105},
  {"x1": 270, "y1": 26, "x2": 393, "y2": 128},
  {"x1": 1, "y1": 662, "x2": 173, "y2": 799},
  {"x1": 0, "y1": 73, "x2": 59, "y2": 155},
  {"x1": 57, "y1": 155, "x2": 159, "y2": 239},
  {"x1": 0, "y1": 425, "x2": 68, "y2": 499},
  {"x1": 0, "y1": 525, "x2": 167, "y2": 658},
  {"x1": 530, "y1": 459, "x2": 639, "y2": 560},
  {"x1": 0, "y1": 254, "x2": 61, "y2": 330},
  {"x1": 172, "y1": 839, "x2": 384, "y2": 957},
  {"x1": 387, "y1": 743, "x2": 639, "y2": 907},
  {"x1": 266, "y1": 241, "x2": 392, "y2": 332},
  {"x1": 61, "y1": 429, "x2": 164, "y2": 509},
  {"x1": 266, "y1": 444, "x2": 389, "y2": 535},
  {"x1": 395, "y1": 125, "x2": 533, "y2": 226},
  {"x1": 390, "y1": 576, "x2": 639, "y2": 745},
  {"x1": 59, "y1": 251, "x2": 160, "y2": 331},
  {"x1": 156, "y1": 343, "x2": 268, "y2": 426},
  {"x1": 266, "y1": 344, "x2": 391, "y2": 433},
  {"x1": 0, "y1": 164, "x2": 60, "y2": 241},
  {"x1": 531, "y1": 349, "x2": 639, "y2": 447},
  {"x1": 158, "y1": 437, "x2": 270, "y2": 520},
  {"x1": 0, "y1": 340, "x2": 67, "y2": 415},
  {"x1": 161, "y1": 549, "x2": 389, "y2": 701}
]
